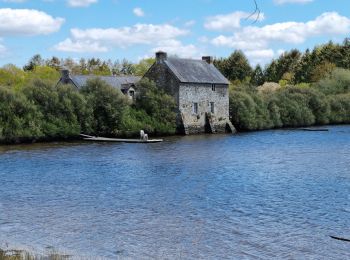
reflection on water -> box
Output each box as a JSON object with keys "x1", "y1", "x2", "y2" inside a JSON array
[{"x1": 0, "y1": 126, "x2": 349, "y2": 259}]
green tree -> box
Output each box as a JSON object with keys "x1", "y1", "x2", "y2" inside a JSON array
[
  {"x1": 23, "y1": 54, "x2": 44, "y2": 71},
  {"x1": 133, "y1": 79, "x2": 177, "y2": 134},
  {"x1": 0, "y1": 86, "x2": 43, "y2": 143},
  {"x1": 251, "y1": 64, "x2": 265, "y2": 86},
  {"x1": 134, "y1": 58, "x2": 155, "y2": 76},
  {"x1": 214, "y1": 50, "x2": 253, "y2": 82},
  {"x1": 81, "y1": 78, "x2": 129, "y2": 135},
  {"x1": 0, "y1": 64, "x2": 26, "y2": 89}
]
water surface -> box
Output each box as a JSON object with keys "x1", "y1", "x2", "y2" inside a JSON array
[{"x1": 0, "y1": 126, "x2": 349, "y2": 259}]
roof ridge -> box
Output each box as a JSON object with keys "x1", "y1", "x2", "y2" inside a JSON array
[
  {"x1": 71, "y1": 74, "x2": 140, "y2": 78},
  {"x1": 167, "y1": 57, "x2": 204, "y2": 62}
]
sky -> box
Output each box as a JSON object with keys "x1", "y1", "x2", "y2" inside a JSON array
[{"x1": 1, "y1": 0, "x2": 350, "y2": 67}]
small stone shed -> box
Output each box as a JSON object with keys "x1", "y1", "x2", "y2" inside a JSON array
[
  {"x1": 144, "y1": 51, "x2": 235, "y2": 134},
  {"x1": 57, "y1": 69, "x2": 141, "y2": 100}
]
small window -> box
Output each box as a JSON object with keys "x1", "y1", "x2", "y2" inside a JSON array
[
  {"x1": 210, "y1": 102, "x2": 215, "y2": 113},
  {"x1": 129, "y1": 90, "x2": 135, "y2": 98},
  {"x1": 193, "y1": 102, "x2": 198, "y2": 114},
  {"x1": 212, "y1": 84, "x2": 216, "y2": 91}
]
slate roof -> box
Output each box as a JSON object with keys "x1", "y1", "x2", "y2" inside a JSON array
[
  {"x1": 164, "y1": 58, "x2": 229, "y2": 84},
  {"x1": 70, "y1": 75, "x2": 141, "y2": 89}
]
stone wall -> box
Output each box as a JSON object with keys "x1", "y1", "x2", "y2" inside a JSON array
[
  {"x1": 144, "y1": 63, "x2": 180, "y2": 104},
  {"x1": 144, "y1": 59, "x2": 233, "y2": 135},
  {"x1": 178, "y1": 83, "x2": 230, "y2": 134}
]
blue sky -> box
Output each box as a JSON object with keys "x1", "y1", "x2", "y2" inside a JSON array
[{"x1": 1, "y1": 0, "x2": 350, "y2": 67}]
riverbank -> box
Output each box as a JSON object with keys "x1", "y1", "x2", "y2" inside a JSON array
[
  {"x1": 0, "y1": 248, "x2": 69, "y2": 260},
  {"x1": 0, "y1": 123, "x2": 348, "y2": 146}
]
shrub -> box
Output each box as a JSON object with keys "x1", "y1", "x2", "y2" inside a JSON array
[
  {"x1": 0, "y1": 86, "x2": 43, "y2": 143},
  {"x1": 134, "y1": 79, "x2": 177, "y2": 135},
  {"x1": 80, "y1": 78, "x2": 129, "y2": 136}
]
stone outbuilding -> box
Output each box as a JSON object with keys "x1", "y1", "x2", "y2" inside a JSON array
[
  {"x1": 144, "y1": 51, "x2": 235, "y2": 134},
  {"x1": 57, "y1": 69, "x2": 141, "y2": 100}
]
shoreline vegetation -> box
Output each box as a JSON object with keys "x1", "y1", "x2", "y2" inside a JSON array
[
  {"x1": 1, "y1": 39, "x2": 350, "y2": 144},
  {"x1": 0, "y1": 248, "x2": 70, "y2": 260}
]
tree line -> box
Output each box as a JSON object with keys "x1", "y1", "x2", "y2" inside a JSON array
[
  {"x1": 22, "y1": 54, "x2": 155, "y2": 77},
  {"x1": 0, "y1": 38, "x2": 350, "y2": 143},
  {"x1": 214, "y1": 39, "x2": 350, "y2": 131},
  {"x1": 0, "y1": 70, "x2": 176, "y2": 143}
]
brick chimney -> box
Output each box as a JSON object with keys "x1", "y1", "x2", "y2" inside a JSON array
[
  {"x1": 60, "y1": 68, "x2": 70, "y2": 83},
  {"x1": 156, "y1": 51, "x2": 167, "y2": 63},
  {"x1": 202, "y1": 56, "x2": 213, "y2": 64}
]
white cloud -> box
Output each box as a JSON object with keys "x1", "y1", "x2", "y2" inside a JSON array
[
  {"x1": 151, "y1": 39, "x2": 200, "y2": 58},
  {"x1": 133, "y1": 7, "x2": 144, "y2": 17},
  {"x1": 53, "y1": 38, "x2": 108, "y2": 53},
  {"x1": 67, "y1": 0, "x2": 97, "y2": 7},
  {"x1": 244, "y1": 49, "x2": 275, "y2": 65},
  {"x1": 211, "y1": 12, "x2": 350, "y2": 49},
  {"x1": 205, "y1": 11, "x2": 264, "y2": 31},
  {"x1": 53, "y1": 24, "x2": 188, "y2": 53},
  {"x1": 0, "y1": 8, "x2": 64, "y2": 36},
  {"x1": 274, "y1": 0, "x2": 313, "y2": 4},
  {"x1": 211, "y1": 12, "x2": 350, "y2": 65}
]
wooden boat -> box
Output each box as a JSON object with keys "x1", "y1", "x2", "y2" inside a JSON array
[
  {"x1": 299, "y1": 128, "x2": 329, "y2": 132},
  {"x1": 80, "y1": 134, "x2": 163, "y2": 143}
]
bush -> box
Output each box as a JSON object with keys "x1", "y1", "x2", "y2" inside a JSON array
[
  {"x1": 133, "y1": 79, "x2": 177, "y2": 135},
  {"x1": 316, "y1": 68, "x2": 350, "y2": 95},
  {"x1": 22, "y1": 79, "x2": 85, "y2": 138},
  {"x1": 0, "y1": 86, "x2": 43, "y2": 143},
  {"x1": 229, "y1": 85, "x2": 335, "y2": 131},
  {"x1": 80, "y1": 78, "x2": 129, "y2": 136},
  {"x1": 328, "y1": 93, "x2": 350, "y2": 124}
]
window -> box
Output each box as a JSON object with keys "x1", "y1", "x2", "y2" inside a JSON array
[
  {"x1": 193, "y1": 102, "x2": 198, "y2": 114},
  {"x1": 210, "y1": 102, "x2": 215, "y2": 113},
  {"x1": 211, "y1": 84, "x2": 216, "y2": 91}
]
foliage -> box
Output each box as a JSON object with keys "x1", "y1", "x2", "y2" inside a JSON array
[
  {"x1": 133, "y1": 79, "x2": 177, "y2": 135},
  {"x1": 315, "y1": 68, "x2": 350, "y2": 95},
  {"x1": 22, "y1": 79, "x2": 87, "y2": 138},
  {"x1": 80, "y1": 78, "x2": 129, "y2": 136},
  {"x1": 251, "y1": 65, "x2": 265, "y2": 86},
  {"x1": 0, "y1": 86, "x2": 43, "y2": 143},
  {"x1": 214, "y1": 50, "x2": 253, "y2": 82},
  {"x1": 2, "y1": 38, "x2": 350, "y2": 143},
  {"x1": 229, "y1": 84, "x2": 348, "y2": 131},
  {"x1": 133, "y1": 58, "x2": 155, "y2": 76}
]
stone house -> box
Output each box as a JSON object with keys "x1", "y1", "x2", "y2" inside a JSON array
[
  {"x1": 57, "y1": 69, "x2": 141, "y2": 100},
  {"x1": 144, "y1": 51, "x2": 235, "y2": 134}
]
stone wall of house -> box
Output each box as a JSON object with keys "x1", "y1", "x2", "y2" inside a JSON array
[
  {"x1": 178, "y1": 83, "x2": 230, "y2": 134},
  {"x1": 144, "y1": 53, "x2": 234, "y2": 135},
  {"x1": 144, "y1": 63, "x2": 180, "y2": 104}
]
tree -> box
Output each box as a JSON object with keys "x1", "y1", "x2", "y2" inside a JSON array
[
  {"x1": 80, "y1": 78, "x2": 129, "y2": 135},
  {"x1": 0, "y1": 64, "x2": 26, "y2": 89},
  {"x1": 120, "y1": 59, "x2": 135, "y2": 75},
  {"x1": 264, "y1": 49, "x2": 301, "y2": 83},
  {"x1": 23, "y1": 54, "x2": 44, "y2": 71},
  {"x1": 46, "y1": 56, "x2": 61, "y2": 70},
  {"x1": 0, "y1": 86, "x2": 43, "y2": 143},
  {"x1": 251, "y1": 65, "x2": 265, "y2": 86},
  {"x1": 134, "y1": 58, "x2": 155, "y2": 76},
  {"x1": 214, "y1": 50, "x2": 253, "y2": 82},
  {"x1": 133, "y1": 79, "x2": 177, "y2": 134}
]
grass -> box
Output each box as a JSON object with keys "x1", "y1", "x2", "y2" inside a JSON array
[{"x1": 0, "y1": 248, "x2": 70, "y2": 260}]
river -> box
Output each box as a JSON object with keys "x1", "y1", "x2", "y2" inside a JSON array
[{"x1": 0, "y1": 126, "x2": 349, "y2": 259}]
